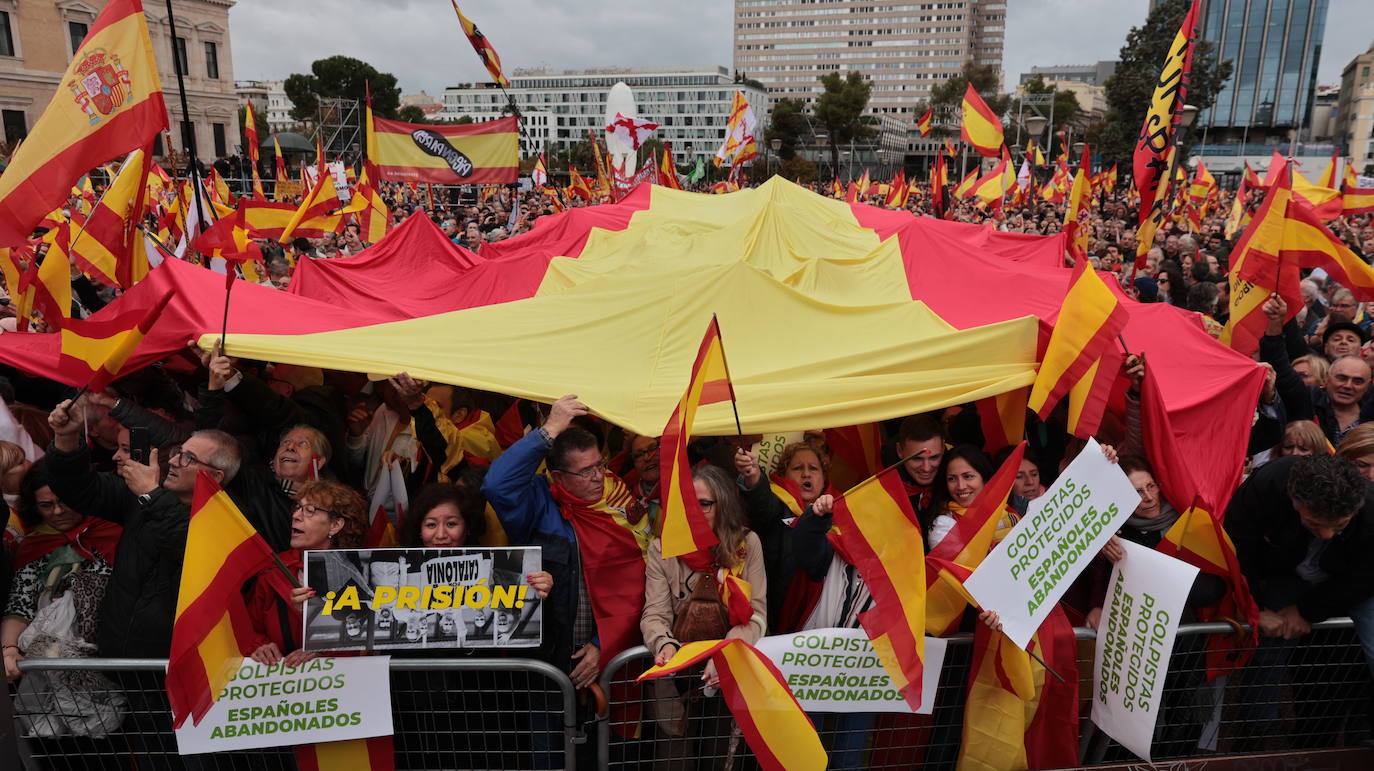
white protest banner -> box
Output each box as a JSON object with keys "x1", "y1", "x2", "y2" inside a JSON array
[
  {"x1": 175, "y1": 656, "x2": 392, "y2": 754},
  {"x1": 754, "y1": 628, "x2": 948, "y2": 714},
  {"x1": 752, "y1": 432, "x2": 802, "y2": 476},
  {"x1": 965, "y1": 438, "x2": 1139, "y2": 648},
  {"x1": 1092, "y1": 539, "x2": 1198, "y2": 761}
]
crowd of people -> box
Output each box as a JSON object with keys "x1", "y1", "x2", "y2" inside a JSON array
[{"x1": 3, "y1": 157, "x2": 1374, "y2": 769}]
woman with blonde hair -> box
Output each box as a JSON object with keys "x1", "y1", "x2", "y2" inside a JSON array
[
  {"x1": 1291, "y1": 354, "x2": 1330, "y2": 388},
  {"x1": 0, "y1": 440, "x2": 32, "y2": 550},
  {"x1": 1337, "y1": 423, "x2": 1374, "y2": 481},
  {"x1": 1275, "y1": 420, "x2": 1332, "y2": 459}
]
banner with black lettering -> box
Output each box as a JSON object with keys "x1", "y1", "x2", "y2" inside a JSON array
[
  {"x1": 1092, "y1": 539, "x2": 1197, "y2": 761},
  {"x1": 370, "y1": 115, "x2": 518, "y2": 184},
  {"x1": 302, "y1": 547, "x2": 541, "y2": 651}
]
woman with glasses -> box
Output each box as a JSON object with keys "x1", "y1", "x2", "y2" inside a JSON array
[
  {"x1": 244, "y1": 480, "x2": 368, "y2": 666},
  {"x1": 3, "y1": 462, "x2": 121, "y2": 683},
  {"x1": 640, "y1": 465, "x2": 766, "y2": 765}
]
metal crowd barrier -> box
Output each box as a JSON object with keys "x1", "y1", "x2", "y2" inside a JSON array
[
  {"x1": 596, "y1": 618, "x2": 1371, "y2": 770},
  {"x1": 10, "y1": 657, "x2": 580, "y2": 771}
]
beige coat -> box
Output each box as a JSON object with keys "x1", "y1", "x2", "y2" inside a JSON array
[{"x1": 640, "y1": 531, "x2": 768, "y2": 659}]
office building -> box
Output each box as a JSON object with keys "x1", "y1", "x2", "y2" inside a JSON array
[
  {"x1": 1018, "y1": 61, "x2": 1117, "y2": 88},
  {"x1": 441, "y1": 66, "x2": 770, "y2": 163},
  {"x1": 1196, "y1": 0, "x2": 1330, "y2": 144},
  {"x1": 732, "y1": 0, "x2": 1007, "y2": 155},
  {"x1": 1334, "y1": 40, "x2": 1374, "y2": 173},
  {"x1": 0, "y1": 0, "x2": 240, "y2": 159},
  {"x1": 236, "y1": 79, "x2": 294, "y2": 133}
]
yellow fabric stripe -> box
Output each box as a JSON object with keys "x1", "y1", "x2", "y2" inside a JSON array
[
  {"x1": 958, "y1": 633, "x2": 1028, "y2": 771},
  {"x1": 0, "y1": 12, "x2": 162, "y2": 201},
  {"x1": 176, "y1": 490, "x2": 257, "y2": 617},
  {"x1": 59, "y1": 326, "x2": 140, "y2": 371},
  {"x1": 1027, "y1": 266, "x2": 1118, "y2": 412},
  {"x1": 197, "y1": 612, "x2": 243, "y2": 705},
  {"x1": 1162, "y1": 505, "x2": 1227, "y2": 569},
  {"x1": 311, "y1": 738, "x2": 374, "y2": 769},
  {"x1": 374, "y1": 130, "x2": 517, "y2": 171},
  {"x1": 661, "y1": 332, "x2": 729, "y2": 559},
  {"x1": 718, "y1": 642, "x2": 826, "y2": 771},
  {"x1": 846, "y1": 477, "x2": 925, "y2": 656}
]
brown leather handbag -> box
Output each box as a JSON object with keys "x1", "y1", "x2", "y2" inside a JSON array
[{"x1": 670, "y1": 570, "x2": 730, "y2": 645}]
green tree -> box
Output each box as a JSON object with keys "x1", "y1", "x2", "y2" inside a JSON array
[
  {"x1": 734, "y1": 71, "x2": 766, "y2": 91},
  {"x1": 766, "y1": 98, "x2": 809, "y2": 160},
  {"x1": 455, "y1": 115, "x2": 474, "y2": 125},
  {"x1": 283, "y1": 56, "x2": 401, "y2": 121},
  {"x1": 929, "y1": 63, "x2": 1010, "y2": 137},
  {"x1": 1006, "y1": 75, "x2": 1082, "y2": 150},
  {"x1": 780, "y1": 155, "x2": 818, "y2": 184},
  {"x1": 396, "y1": 105, "x2": 428, "y2": 124},
  {"x1": 237, "y1": 104, "x2": 269, "y2": 157},
  {"x1": 636, "y1": 137, "x2": 665, "y2": 167},
  {"x1": 814, "y1": 71, "x2": 874, "y2": 177},
  {"x1": 1100, "y1": 0, "x2": 1232, "y2": 171}
]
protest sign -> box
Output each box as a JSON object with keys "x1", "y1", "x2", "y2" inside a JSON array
[
  {"x1": 752, "y1": 432, "x2": 803, "y2": 476},
  {"x1": 1092, "y1": 539, "x2": 1198, "y2": 761},
  {"x1": 964, "y1": 438, "x2": 1139, "y2": 648},
  {"x1": 175, "y1": 656, "x2": 391, "y2": 754},
  {"x1": 754, "y1": 628, "x2": 948, "y2": 714},
  {"x1": 302, "y1": 547, "x2": 542, "y2": 652}
]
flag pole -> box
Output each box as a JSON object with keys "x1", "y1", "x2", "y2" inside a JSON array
[{"x1": 709, "y1": 313, "x2": 747, "y2": 439}]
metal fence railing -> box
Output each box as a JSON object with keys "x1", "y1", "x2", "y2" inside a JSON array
[
  {"x1": 596, "y1": 619, "x2": 1371, "y2": 770},
  {"x1": 11, "y1": 657, "x2": 580, "y2": 771},
  {"x1": 7, "y1": 620, "x2": 1370, "y2": 770}
]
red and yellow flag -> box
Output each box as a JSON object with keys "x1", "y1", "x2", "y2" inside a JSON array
[
  {"x1": 568, "y1": 166, "x2": 593, "y2": 201},
  {"x1": 1133, "y1": 0, "x2": 1202, "y2": 265},
  {"x1": 659, "y1": 141, "x2": 684, "y2": 190},
  {"x1": 960, "y1": 84, "x2": 1004, "y2": 158},
  {"x1": 658, "y1": 316, "x2": 735, "y2": 559},
  {"x1": 976, "y1": 386, "x2": 1028, "y2": 453},
  {"x1": 829, "y1": 466, "x2": 927, "y2": 711},
  {"x1": 168, "y1": 470, "x2": 277, "y2": 728},
  {"x1": 244, "y1": 100, "x2": 265, "y2": 200},
  {"x1": 33, "y1": 225, "x2": 74, "y2": 330},
  {"x1": 1343, "y1": 164, "x2": 1374, "y2": 216},
  {"x1": 1062, "y1": 145, "x2": 1092, "y2": 260},
  {"x1": 0, "y1": 0, "x2": 166, "y2": 245},
  {"x1": 57, "y1": 290, "x2": 171, "y2": 391},
  {"x1": 295, "y1": 736, "x2": 394, "y2": 771},
  {"x1": 272, "y1": 136, "x2": 291, "y2": 202},
  {"x1": 1317, "y1": 150, "x2": 1340, "y2": 190},
  {"x1": 925, "y1": 441, "x2": 1025, "y2": 637},
  {"x1": 279, "y1": 166, "x2": 343, "y2": 244},
  {"x1": 916, "y1": 106, "x2": 933, "y2": 137},
  {"x1": 370, "y1": 116, "x2": 518, "y2": 185},
  {"x1": 451, "y1": 1, "x2": 510, "y2": 88},
  {"x1": 639, "y1": 639, "x2": 825, "y2": 771},
  {"x1": 68, "y1": 147, "x2": 152, "y2": 288},
  {"x1": 953, "y1": 166, "x2": 979, "y2": 200},
  {"x1": 340, "y1": 180, "x2": 390, "y2": 244},
  {"x1": 1027, "y1": 261, "x2": 1128, "y2": 421}
]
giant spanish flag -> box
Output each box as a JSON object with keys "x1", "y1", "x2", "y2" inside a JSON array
[
  {"x1": 68, "y1": 147, "x2": 152, "y2": 288},
  {"x1": 57, "y1": 289, "x2": 171, "y2": 392},
  {"x1": 1027, "y1": 261, "x2": 1128, "y2": 421},
  {"x1": 960, "y1": 84, "x2": 1004, "y2": 158},
  {"x1": 659, "y1": 316, "x2": 735, "y2": 560},
  {"x1": 370, "y1": 116, "x2": 517, "y2": 185},
  {"x1": 638, "y1": 639, "x2": 825, "y2": 771},
  {"x1": 829, "y1": 466, "x2": 927, "y2": 712},
  {"x1": 0, "y1": 0, "x2": 166, "y2": 245},
  {"x1": 1133, "y1": 0, "x2": 1201, "y2": 266},
  {"x1": 167, "y1": 470, "x2": 277, "y2": 728}
]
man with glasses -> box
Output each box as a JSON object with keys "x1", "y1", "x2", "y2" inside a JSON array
[
  {"x1": 44, "y1": 397, "x2": 242, "y2": 659},
  {"x1": 483, "y1": 394, "x2": 651, "y2": 767},
  {"x1": 1264, "y1": 295, "x2": 1374, "y2": 446}
]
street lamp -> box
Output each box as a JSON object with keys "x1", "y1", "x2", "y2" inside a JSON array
[
  {"x1": 1179, "y1": 104, "x2": 1199, "y2": 129},
  {"x1": 770, "y1": 137, "x2": 782, "y2": 176},
  {"x1": 1025, "y1": 115, "x2": 1048, "y2": 139}
]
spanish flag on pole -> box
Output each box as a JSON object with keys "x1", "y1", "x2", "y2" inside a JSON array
[
  {"x1": 658, "y1": 316, "x2": 735, "y2": 560},
  {"x1": 659, "y1": 142, "x2": 684, "y2": 190},
  {"x1": 1342, "y1": 164, "x2": 1374, "y2": 216},
  {"x1": 67, "y1": 148, "x2": 153, "y2": 288},
  {"x1": 1132, "y1": 0, "x2": 1201, "y2": 265},
  {"x1": 829, "y1": 466, "x2": 927, "y2": 712},
  {"x1": 272, "y1": 136, "x2": 291, "y2": 202},
  {"x1": 278, "y1": 165, "x2": 343, "y2": 243},
  {"x1": 451, "y1": 1, "x2": 510, "y2": 88},
  {"x1": 168, "y1": 470, "x2": 278, "y2": 728},
  {"x1": 1027, "y1": 261, "x2": 1128, "y2": 424},
  {"x1": 916, "y1": 106, "x2": 933, "y2": 137},
  {"x1": 0, "y1": 0, "x2": 166, "y2": 245},
  {"x1": 340, "y1": 180, "x2": 390, "y2": 244},
  {"x1": 960, "y1": 84, "x2": 1004, "y2": 158},
  {"x1": 639, "y1": 639, "x2": 825, "y2": 771},
  {"x1": 244, "y1": 100, "x2": 265, "y2": 200}
]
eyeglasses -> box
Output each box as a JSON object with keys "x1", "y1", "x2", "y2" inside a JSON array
[
  {"x1": 169, "y1": 447, "x2": 223, "y2": 471},
  {"x1": 697, "y1": 499, "x2": 717, "y2": 509},
  {"x1": 293, "y1": 503, "x2": 336, "y2": 518},
  {"x1": 554, "y1": 460, "x2": 607, "y2": 481}
]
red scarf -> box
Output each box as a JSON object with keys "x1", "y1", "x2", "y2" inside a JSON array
[
  {"x1": 898, "y1": 468, "x2": 934, "y2": 511},
  {"x1": 768, "y1": 474, "x2": 837, "y2": 518},
  {"x1": 767, "y1": 474, "x2": 835, "y2": 633},
  {"x1": 14, "y1": 516, "x2": 122, "y2": 569},
  {"x1": 549, "y1": 473, "x2": 648, "y2": 664}
]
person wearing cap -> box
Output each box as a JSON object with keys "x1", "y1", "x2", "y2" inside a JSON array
[
  {"x1": 1132, "y1": 277, "x2": 1160, "y2": 303},
  {"x1": 1323, "y1": 321, "x2": 1367, "y2": 362}
]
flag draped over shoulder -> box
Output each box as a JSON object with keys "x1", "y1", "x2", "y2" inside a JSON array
[
  {"x1": 0, "y1": 0, "x2": 166, "y2": 246},
  {"x1": 960, "y1": 84, "x2": 1004, "y2": 158},
  {"x1": 639, "y1": 639, "x2": 825, "y2": 771},
  {"x1": 58, "y1": 290, "x2": 171, "y2": 392},
  {"x1": 659, "y1": 317, "x2": 734, "y2": 560},
  {"x1": 1132, "y1": 0, "x2": 1201, "y2": 265},
  {"x1": 168, "y1": 470, "x2": 278, "y2": 728},
  {"x1": 1027, "y1": 262, "x2": 1128, "y2": 434},
  {"x1": 451, "y1": 1, "x2": 510, "y2": 87},
  {"x1": 829, "y1": 467, "x2": 927, "y2": 711}
]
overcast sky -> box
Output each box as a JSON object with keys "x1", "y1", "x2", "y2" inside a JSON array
[{"x1": 230, "y1": 0, "x2": 1370, "y2": 99}]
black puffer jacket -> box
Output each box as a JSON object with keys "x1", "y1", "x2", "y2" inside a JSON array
[{"x1": 46, "y1": 443, "x2": 189, "y2": 658}]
